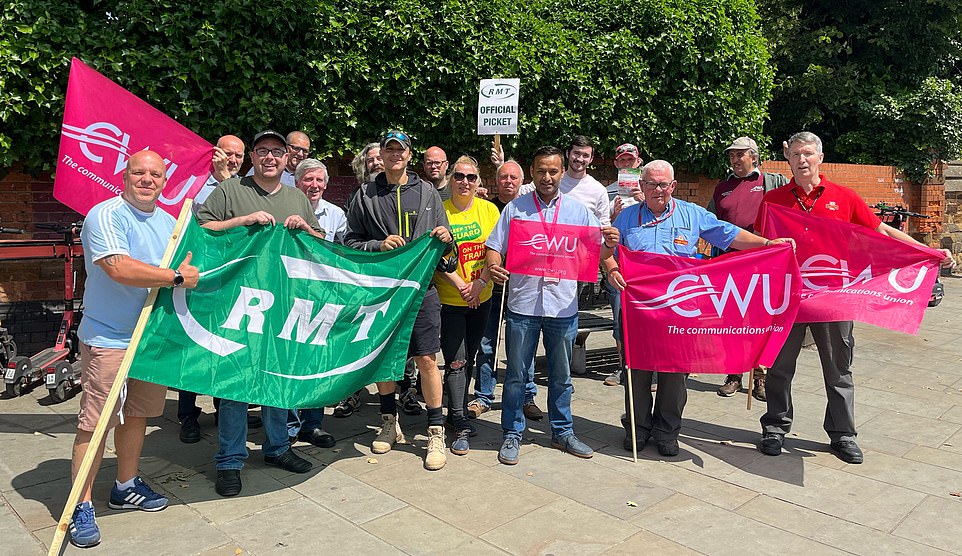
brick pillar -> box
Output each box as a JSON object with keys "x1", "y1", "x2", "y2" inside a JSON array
[{"x1": 919, "y1": 161, "x2": 945, "y2": 247}]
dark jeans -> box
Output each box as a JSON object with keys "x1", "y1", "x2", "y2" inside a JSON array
[{"x1": 440, "y1": 300, "x2": 491, "y2": 427}]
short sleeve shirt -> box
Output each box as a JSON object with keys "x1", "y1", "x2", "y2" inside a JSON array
[
  {"x1": 78, "y1": 197, "x2": 176, "y2": 348},
  {"x1": 486, "y1": 192, "x2": 601, "y2": 318},
  {"x1": 754, "y1": 176, "x2": 882, "y2": 232},
  {"x1": 614, "y1": 198, "x2": 740, "y2": 257},
  {"x1": 435, "y1": 198, "x2": 500, "y2": 306},
  {"x1": 196, "y1": 176, "x2": 321, "y2": 232}
]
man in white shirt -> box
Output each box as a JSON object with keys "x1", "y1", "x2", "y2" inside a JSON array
[{"x1": 519, "y1": 135, "x2": 610, "y2": 226}]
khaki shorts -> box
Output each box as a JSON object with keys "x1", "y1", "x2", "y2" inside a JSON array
[{"x1": 77, "y1": 343, "x2": 167, "y2": 432}]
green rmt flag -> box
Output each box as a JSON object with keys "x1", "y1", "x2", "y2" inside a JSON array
[{"x1": 128, "y1": 216, "x2": 445, "y2": 409}]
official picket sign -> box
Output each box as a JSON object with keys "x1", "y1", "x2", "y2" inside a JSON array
[{"x1": 477, "y1": 78, "x2": 520, "y2": 135}]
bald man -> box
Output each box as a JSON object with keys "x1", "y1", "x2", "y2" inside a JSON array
[
  {"x1": 68, "y1": 151, "x2": 199, "y2": 548},
  {"x1": 423, "y1": 146, "x2": 450, "y2": 202},
  {"x1": 195, "y1": 134, "x2": 246, "y2": 205}
]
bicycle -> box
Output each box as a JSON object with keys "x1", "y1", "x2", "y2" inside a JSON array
[{"x1": 873, "y1": 203, "x2": 943, "y2": 307}]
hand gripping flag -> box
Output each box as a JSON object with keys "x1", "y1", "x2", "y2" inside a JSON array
[
  {"x1": 55, "y1": 58, "x2": 213, "y2": 217},
  {"x1": 128, "y1": 217, "x2": 445, "y2": 409},
  {"x1": 759, "y1": 204, "x2": 943, "y2": 334},
  {"x1": 621, "y1": 244, "x2": 801, "y2": 373}
]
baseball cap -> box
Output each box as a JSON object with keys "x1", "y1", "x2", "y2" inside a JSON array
[
  {"x1": 380, "y1": 130, "x2": 412, "y2": 151},
  {"x1": 615, "y1": 143, "x2": 640, "y2": 159},
  {"x1": 252, "y1": 130, "x2": 287, "y2": 148},
  {"x1": 725, "y1": 136, "x2": 758, "y2": 152}
]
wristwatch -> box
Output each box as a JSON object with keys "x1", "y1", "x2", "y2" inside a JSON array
[{"x1": 172, "y1": 269, "x2": 185, "y2": 288}]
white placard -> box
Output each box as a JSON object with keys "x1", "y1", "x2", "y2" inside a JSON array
[{"x1": 477, "y1": 78, "x2": 520, "y2": 135}]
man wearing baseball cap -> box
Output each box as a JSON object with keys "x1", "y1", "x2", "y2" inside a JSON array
[
  {"x1": 707, "y1": 136, "x2": 788, "y2": 401},
  {"x1": 197, "y1": 129, "x2": 325, "y2": 497},
  {"x1": 344, "y1": 130, "x2": 454, "y2": 471}
]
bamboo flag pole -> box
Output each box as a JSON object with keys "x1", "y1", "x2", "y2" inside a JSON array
[{"x1": 48, "y1": 201, "x2": 193, "y2": 556}]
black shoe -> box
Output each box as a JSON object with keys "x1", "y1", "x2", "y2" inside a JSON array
[
  {"x1": 758, "y1": 432, "x2": 784, "y2": 456},
  {"x1": 399, "y1": 388, "x2": 423, "y2": 415},
  {"x1": 446, "y1": 417, "x2": 478, "y2": 437},
  {"x1": 830, "y1": 440, "x2": 864, "y2": 464},
  {"x1": 298, "y1": 428, "x2": 336, "y2": 448},
  {"x1": 247, "y1": 414, "x2": 263, "y2": 429},
  {"x1": 179, "y1": 415, "x2": 201, "y2": 444},
  {"x1": 656, "y1": 439, "x2": 679, "y2": 457},
  {"x1": 265, "y1": 449, "x2": 313, "y2": 473},
  {"x1": 620, "y1": 414, "x2": 648, "y2": 451},
  {"x1": 215, "y1": 470, "x2": 242, "y2": 497}
]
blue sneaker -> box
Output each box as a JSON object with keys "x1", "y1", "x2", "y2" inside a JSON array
[
  {"x1": 68, "y1": 501, "x2": 101, "y2": 548},
  {"x1": 108, "y1": 477, "x2": 169, "y2": 512},
  {"x1": 450, "y1": 428, "x2": 471, "y2": 455},
  {"x1": 498, "y1": 436, "x2": 521, "y2": 465}
]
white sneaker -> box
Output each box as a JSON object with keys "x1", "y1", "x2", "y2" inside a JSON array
[
  {"x1": 372, "y1": 413, "x2": 405, "y2": 454},
  {"x1": 424, "y1": 425, "x2": 447, "y2": 470}
]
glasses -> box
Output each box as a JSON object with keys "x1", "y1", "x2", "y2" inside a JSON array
[
  {"x1": 641, "y1": 180, "x2": 673, "y2": 190},
  {"x1": 253, "y1": 147, "x2": 287, "y2": 158},
  {"x1": 288, "y1": 146, "x2": 310, "y2": 156},
  {"x1": 453, "y1": 172, "x2": 479, "y2": 183},
  {"x1": 425, "y1": 160, "x2": 447, "y2": 167}
]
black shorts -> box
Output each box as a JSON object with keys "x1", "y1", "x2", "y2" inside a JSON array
[{"x1": 409, "y1": 286, "x2": 441, "y2": 357}]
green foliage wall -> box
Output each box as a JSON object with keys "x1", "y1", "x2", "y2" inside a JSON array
[{"x1": 1, "y1": 0, "x2": 773, "y2": 175}]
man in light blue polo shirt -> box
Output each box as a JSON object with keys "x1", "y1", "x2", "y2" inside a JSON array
[
  {"x1": 604, "y1": 159, "x2": 792, "y2": 458},
  {"x1": 69, "y1": 150, "x2": 200, "y2": 548},
  {"x1": 483, "y1": 146, "x2": 620, "y2": 465}
]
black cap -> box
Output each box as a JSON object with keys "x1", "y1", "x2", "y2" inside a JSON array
[
  {"x1": 252, "y1": 130, "x2": 287, "y2": 148},
  {"x1": 380, "y1": 130, "x2": 412, "y2": 151}
]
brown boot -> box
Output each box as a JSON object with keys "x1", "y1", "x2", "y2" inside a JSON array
[
  {"x1": 717, "y1": 374, "x2": 742, "y2": 397},
  {"x1": 752, "y1": 371, "x2": 767, "y2": 402}
]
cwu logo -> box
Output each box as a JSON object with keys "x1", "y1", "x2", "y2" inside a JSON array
[
  {"x1": 632, "y1": 273, "x2": 793, "y2": 318},
  {"x1": 61, "y1": 120, "x2": 206, "y2": 205},
  {"x1": 171, "y1": 254, "x2": 423, "y2": 380},
  {"x1": 799, "y1": 254, "x2": 928, "y2": 293},
  {"x1": 518, "y1": 234, "x2": 578, "y2": 253}
]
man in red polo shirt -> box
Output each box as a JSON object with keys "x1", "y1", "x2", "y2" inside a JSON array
[{"x1": 754, "y1": 131, "x2": 955, "y2": 464}]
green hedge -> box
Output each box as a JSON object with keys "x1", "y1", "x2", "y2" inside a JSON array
[{"x1": 1, "y1": 0, "x2": 773, "y2": 175}]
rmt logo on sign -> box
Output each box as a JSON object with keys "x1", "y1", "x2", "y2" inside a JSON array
[
  {"x1": 633, "y1": 273, "x2": 794, "y2": 318},
  {"x1": 480, "y1": 82, "x2": 518, "y2": 100}
]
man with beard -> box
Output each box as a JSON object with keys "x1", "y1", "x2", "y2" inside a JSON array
[{"x1": 423, "y1": 145, "x2": 450, "y2": 202}]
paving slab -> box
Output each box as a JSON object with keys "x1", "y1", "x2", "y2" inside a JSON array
[{"x1": 891, "y1": 494, "x2": 962, "y2": 554}]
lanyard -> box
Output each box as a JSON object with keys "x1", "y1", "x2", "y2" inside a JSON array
[
  {"x1": 792, "y1": 187, "x2": 824, "y2": 213},
  {"x1": 638, "y1": 199, "x2": 676, "y2": 227},
  {"x1": 532, "y1": 192, "x2": 561, "y2": 226}
]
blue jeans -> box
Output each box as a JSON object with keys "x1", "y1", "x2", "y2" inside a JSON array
[
  {"x1": 287, "y1": 408, "x2": 326, "y2": 438},
  {"x1": 215, "y1": 400, "x2": 289, "y2": 470},
  {"x1": 475, "y1": 288, "x2": 537, "y2": 407},
  {"x1": 501, "y1": 310, "x2": 577, "y2": 439}
]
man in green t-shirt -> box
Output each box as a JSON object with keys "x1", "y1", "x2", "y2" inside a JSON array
[{"x1": 195, "y1": 130, "x2": 323, "y2": 498}]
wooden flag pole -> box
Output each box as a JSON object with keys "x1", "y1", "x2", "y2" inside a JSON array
[
  {"x1": 746, "y1": 368, "x2": 754, "y2": 411},
  {"x1": 491, "y1": 283, "x2": 508, "y2": 382},
  {"x1": 619, "y1": 288, "x2": 638, "y2": 463},
  {"x1": 493, "y1": 134, "x2": 501, "y2": 159},
  {"x1": 48, "y1": 202, "x2": 193, "y2": 555}
]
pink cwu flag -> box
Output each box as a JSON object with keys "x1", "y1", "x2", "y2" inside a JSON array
[
  {"x1": 54, "y1": 58, "x2": 213, "y2": 217},
  {"x1": 621, "y1": 244, "x2": 801, "y2": 373},
  {"x1": 505, "y1": 220, "x2": 602, "y2": 282},
  {"x1": 759, "y1": 204, "x2": 942, "y2": 334}
]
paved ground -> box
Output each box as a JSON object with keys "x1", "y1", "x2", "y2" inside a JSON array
[{"x1": 3, "y1": 280, "x2": 962, "y2": 555}]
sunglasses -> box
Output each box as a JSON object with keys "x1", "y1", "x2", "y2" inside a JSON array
[{"x1": 453, "y1": 172, "x2": 479, "y2": 183}]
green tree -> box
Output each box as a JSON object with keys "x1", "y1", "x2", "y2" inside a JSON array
[
  {"x1": 2, "y1": 0, "x2": 774, "y2": 176},
  {"x1": 759, "y1": 0, "x2": 962, "y2": 181}
]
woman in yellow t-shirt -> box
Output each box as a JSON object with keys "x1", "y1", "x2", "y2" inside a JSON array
[{"x1": 434, "y1": 155, "x2": 501, "y2": 456}]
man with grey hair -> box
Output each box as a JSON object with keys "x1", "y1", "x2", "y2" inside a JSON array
[
  {"x1": 709, "y1": 136, "x2": 788, "y2": 400},
  {"x1": 755, "y1": 131, "x2": 955, "y2": 464},
  {"x1": 295, "y1": 159, "x2": 346, "y2": 243},
  {"x1": 605, "y1": 159, "x2": 793, "y2": 458},
  {"x1": 351, "y1": 142, "x2": 384, "y2": 186}
]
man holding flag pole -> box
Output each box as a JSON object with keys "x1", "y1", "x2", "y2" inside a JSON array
[
  {"x1": 755, "y1": 131, "x2": 956, "y2": 464},
  {"x1": 67, "y1": 150, "x2": 200, "y2": 548},
  {"x1": 604, "y1": 160, "x2": 794, "y2": 459}
]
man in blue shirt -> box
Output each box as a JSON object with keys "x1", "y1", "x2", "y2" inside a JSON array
[
  {"x1": 69, "y1": 150, "x2": 200, "y2": 548},
  {"x1": 483, "y1": 146, "x2": 620, "y2": 465},
  {"x1": 604, "y1": 160, "x2": 792, "y2": 457}
]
